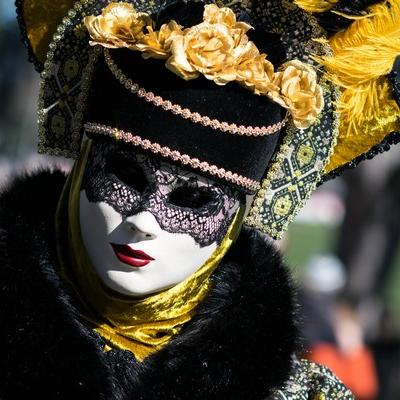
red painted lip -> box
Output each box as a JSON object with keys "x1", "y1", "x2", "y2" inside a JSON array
[{"x1": 110, "y1": 243, "x2": 155, "y2": 268}]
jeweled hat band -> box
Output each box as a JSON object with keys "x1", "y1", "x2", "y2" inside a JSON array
[
  {"x1": 104, "y1": 48, "x2": 288, "y2": 137},
  {"x1": 84, "y1": 122, "x2": 260, "y2": 191}
]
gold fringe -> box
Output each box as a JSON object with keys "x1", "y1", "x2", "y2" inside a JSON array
[
  {"x1": 294, "y1": 0, "x2": 338, "y2": 13},
  {"x1": 316, "y1": 0, "x2": 400, "y2": 172}
]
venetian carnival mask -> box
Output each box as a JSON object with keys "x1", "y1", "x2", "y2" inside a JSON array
[
  {"x1": 25, "y1": 0, "x2": 398, "y2": 299},
  {"x1": 80, "y1": 139, "x2": 244, "y2": 296}
]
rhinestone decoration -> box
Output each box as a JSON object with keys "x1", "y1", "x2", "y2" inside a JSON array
[
  {"x1": 84, "y1": 122, "x2": 260, "y2": 192},
  {"x1": 103, "y1": 48, "x2": 288, "y2": 137}
]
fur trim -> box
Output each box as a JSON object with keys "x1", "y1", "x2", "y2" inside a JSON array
[{"x1": 0, "y1": 170, "x2": 297, "y2": 399}]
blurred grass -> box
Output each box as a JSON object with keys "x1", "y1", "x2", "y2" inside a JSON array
[
  {"x1": 285, "y1": 223, "x2": 338, "y2": 272},
  {"x1": 286, "y1": 222, "x2": 400, "y2": 329}
]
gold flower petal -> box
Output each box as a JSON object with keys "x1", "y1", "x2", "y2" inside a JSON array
[
  {"x1": 273, "y1": 60, "x2": 324, "y2": 129},
  {"x1": 203, "y1": 4, "x2": 236, "y2": 27},
  {"x1": 166, "y1": 35, "x2": 199, "y2": 80},
  {"x1": 203, "y1": 4, "x2": 253, "y2": 33},
  {"x1": 84, "y1": 2, "x2": 151, "y2": 48},
  {"x1": 136, "y1": 21, "x2": 183, "y2": 59},
  {"x1": 167, "y1": 21, "x2": 239, "y2": 84}
]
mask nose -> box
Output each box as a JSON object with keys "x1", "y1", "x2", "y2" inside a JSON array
[{"x1": 125, "y1": 211, "x2": 159, "y2": 241}]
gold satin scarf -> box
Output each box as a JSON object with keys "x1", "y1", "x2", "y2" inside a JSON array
[{"x1": 55, "y1": 140, "x2": 244, "y2": 361}]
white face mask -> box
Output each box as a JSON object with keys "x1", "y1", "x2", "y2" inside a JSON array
[{"x1": 79, "y1": 140, "x2": 243, "y2": 297}]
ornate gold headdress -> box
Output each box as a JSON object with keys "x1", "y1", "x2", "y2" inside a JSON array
[
  {"x1": 16, "y1": 0, "x2": 400, "y2": 239},
  {"x1": 83, "y1": 3, "x2": 324, "y2": 129}
]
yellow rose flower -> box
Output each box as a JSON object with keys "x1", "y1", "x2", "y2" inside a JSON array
[
  {"x1": 166, "y1": 21, "x2": 240, "y2": 84},
  {"x1": 84, "y1": 2, "x2": 151, "y2": 49},
  {"x1": 136, "y1": 21, "x2": 183, "y2": 59},
  {"x1": 273, "y1": 60, "x2": 324, "y2": 129},
  {"x1": 165, "y1": 4, "x2": 254, "y2": 84},
  {"x1": 236, "y1": 42, "x2": 279, "y2": 95},
  {"x1": 203, "y1": 4, "x2": 252, "y2": 34}
]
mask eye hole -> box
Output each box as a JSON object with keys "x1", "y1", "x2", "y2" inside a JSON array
[
  {"x1": 168, "y1": 186, "x2": 218, "y2": 209},
  {"x1": 106, "y1": 154, "x2": 148, "y2": 193}
]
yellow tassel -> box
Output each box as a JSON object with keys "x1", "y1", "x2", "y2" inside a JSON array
[
  {"x1": 316, "y1": 0, "x2": 400, "y2": 137},
  {"x1": 294, "y1": 0, "x2": 338, "y2": 13}
]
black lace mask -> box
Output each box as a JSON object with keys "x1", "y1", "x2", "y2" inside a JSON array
[{"x1": 81, "y1": 140, "x2": 244, "y2": 247}]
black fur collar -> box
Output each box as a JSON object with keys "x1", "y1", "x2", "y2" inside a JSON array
[{"x1": 0, "y1": 170, "x2": 297, "y2": 400}]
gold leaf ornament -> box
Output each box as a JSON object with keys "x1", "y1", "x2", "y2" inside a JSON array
[
  {"x1": 273, "y1": 60, "x2": 324, "y2": 129},
  {"x1": 84, "y1": 2, "x2": 152, "y2": 49}
]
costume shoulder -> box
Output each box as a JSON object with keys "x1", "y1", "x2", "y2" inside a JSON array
[
  {"x1": 269, "y1": 359, "x2": 354, "y2": 399},
  {"x1": 0, "y1": 171, "x2": 352, "y2": 400},
  {"x1": 0, "y1": 170, "x2": 121, "y2": 399}
]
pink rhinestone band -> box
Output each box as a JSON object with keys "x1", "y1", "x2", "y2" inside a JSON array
[
  {"x1": 84, "y1": 122, "x2": 261, "y2": 192},
  {"x1": 104, "y1": 49, "x2": 286, "y2": 137}
]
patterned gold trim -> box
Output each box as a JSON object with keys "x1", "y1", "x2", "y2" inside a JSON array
[
  {"x1": 104, "y1": 48, "x2": 288, "y2": 137},
  {"x1": 244, "y1": 78, "x2": 340, "y2": 239},
  {"x1": 84, "y1": 122, "x2": 261, "y2": 192},
  {"x1": 37, "y1": 0, "x2": 102, "y2": 158}
]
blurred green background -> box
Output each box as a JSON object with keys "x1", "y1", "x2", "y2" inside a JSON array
[{"x1": 286, "y1": 222, "x2": 400, "y2": 330}]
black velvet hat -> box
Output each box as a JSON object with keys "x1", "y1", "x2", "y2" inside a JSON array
[
  {"x1": 17, "y1": 0, "x2": 400, "y2": 238},
  {"x1": 82, "y1": 1, "x2": 298, "y2": 193}
]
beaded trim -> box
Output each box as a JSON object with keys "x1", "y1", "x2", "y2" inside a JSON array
[
  {"x1": 104, "y1": 48, "x2": 287, "y2": 137},
  {"x1": 84, "y1": 122, "x2": 261, "y2": 192},
  {"x1": 15, "y1": 0, "x2": 43, "y2": 73},
  {"x1": 320, "y1": 130, "x2": 400, "y2": 184},
  {"x1": 389, "y1": 57, "x2": 400, "y2": 107},
  {"x1": 244, "y1": 78, "x2": 341, "y2": 238}
]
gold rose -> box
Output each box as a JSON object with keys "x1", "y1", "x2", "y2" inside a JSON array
[
  {"x1": 272, "y1": 61, "x2": 324, "y2": 129},
  {"x1": 84, "y1": 2, "x2": 152, "y2": 49}
]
